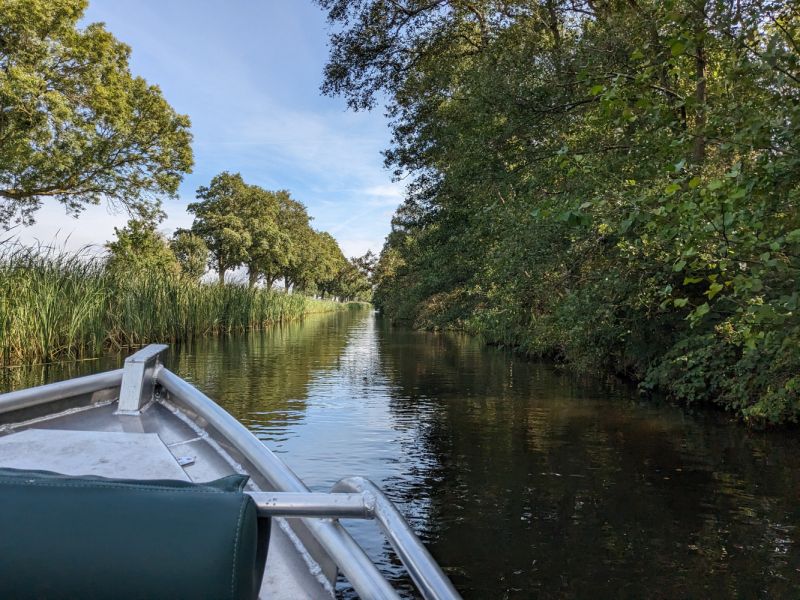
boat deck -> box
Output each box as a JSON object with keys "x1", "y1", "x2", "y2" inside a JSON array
[{"x1": 0, "y1": 399, "x2": 334, "y2": 600}]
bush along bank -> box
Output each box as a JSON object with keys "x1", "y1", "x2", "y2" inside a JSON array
[
  {"x1": 319, "y1": 0, "x2": 800, "y2": 425},
  {"x1": 0, "y1": 245, "x2": 361, "y2": 365}
]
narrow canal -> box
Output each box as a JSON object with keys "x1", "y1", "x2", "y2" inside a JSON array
[{"x1": 4, "y1": 309, "x2": 800, "y2": 598}]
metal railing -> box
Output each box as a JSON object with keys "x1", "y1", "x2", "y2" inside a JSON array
[
  {"x1": 331, "y1": 477, "x2": 461, "y2": 600},
  {"x1": 0, "y1": 346, "x2": 462, "y2": 600},
  {"x1": 245, "y1": 481, "x2": 461, "y2": 600},
  {"x1": 156, "y1": 367, "x2": 462, "y2": 600},
  {"x1": 247, "y1": 491, "x2": 376, "y2": 519},
  {"x1": 0, "y1": 369, "x2": 123, "y2": 415}
]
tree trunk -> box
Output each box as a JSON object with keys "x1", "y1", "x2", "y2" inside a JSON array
[
  {"x1": 218, "y1": 267, "x2": 226, "y2": 285},
  {"x1": 248, "y1": 268, "x2": 258, "y2": 289},
  {"x1": 284, "y1": 278, "x2": 291, "y2": 293}
]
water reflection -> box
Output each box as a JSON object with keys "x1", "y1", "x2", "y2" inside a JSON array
[
  {"x1": 3, "y1": 310, "x2": 799, "y2": 599},
  {"x1": 376, "y1": 321, "x2": 800, "y2": 599}
]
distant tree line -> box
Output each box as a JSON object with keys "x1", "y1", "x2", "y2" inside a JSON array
[
  {"x1": 0, "y1": 1, "x2": 373, "y2": 303},
  {"x1": 105, "y1": 172, "x2": 374, "y2": 301}
]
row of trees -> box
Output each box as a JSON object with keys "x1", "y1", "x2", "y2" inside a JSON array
[
  {"x1": 106, "y1": 172, "x2": 374, "y2": 301},
  {"x1": 317, "y1": 0, "x2": 800, "y2": 423},
  {"x1": 0, "y1": 1, "x2": 373, "y2": 302}
]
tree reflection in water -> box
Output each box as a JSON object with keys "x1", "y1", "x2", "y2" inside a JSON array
[{"x1": 5, "y1": 310, "x2": 799, "y2": 599}]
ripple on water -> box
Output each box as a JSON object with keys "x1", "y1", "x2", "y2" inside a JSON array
[{"x1": 5, "y1": 311, "x2": 800, "y2": 599}]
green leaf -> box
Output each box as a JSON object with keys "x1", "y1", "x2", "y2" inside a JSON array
[
  {"x1": 688, "y1": 177, "x2": 702, "y2": 188},
  {"x1": 671, "y1": 42, "x2": 685, "y2": 56},
  {"x1": 693, "y1": 302, "x2": 710, "y2": 317},
  {"x1": 665, "y1": 184, "x2": 681, "y2": 195},
  {"x1": 683, "y1": 277, "x2": 702, "y2": 284},
  {"x1": 707, "y1": 179, "x2": 723, "y2": 190},
  {"x1": 673, "y1": 260, "x2": 686, "y2": 272},
  {"x1": 673, "y1": 298, "x2": 688, "y2": 307},
  {"x1": 706, "y1": 282, "x2": 724, "y2": 299},
  {"x1": 590, "y1": 85, "x2": 604, "y2": 95}
]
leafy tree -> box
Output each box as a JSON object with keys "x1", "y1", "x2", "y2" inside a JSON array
[
  {"x1": 187, "y1": 173, "x2": 253, "y2": 284},
  {"x1": 274, "y1": 195, "x2": 315, "y2": 291},
  {"x1": 0, "y1": 0, "x2": 193, "y2": 228},
  {"x1": 105, "y1": 205, "x2": 177, "y2": 274},
  {"x1": 243, "y1": 189, "x2": 289, "y2": 288},
  {"x1": 318, "y1": 0, "x2": 800, "y2": 423},
  {"x1": 352, "y1": 250, "x2": 377, "y2": 281},
  {"x1": 280, "y1": 227, "x2": 329, "y2": 292},
  {"x1": 311, "y1": 232, "x2": 347, "y2": 297},
  {"x1": 171, "y1": 230, "x2": 208, "y2": 281},
  {"x1": 328, "y1": 252, "x2": 374, "y2": 302}
]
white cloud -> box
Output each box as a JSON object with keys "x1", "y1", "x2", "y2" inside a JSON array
[
  {"x1": 8, "y1": 200, "x2": 195, "y2": 254},
  {"x1": 9, "y1": 1, "x2": 403, "y2": 260}
]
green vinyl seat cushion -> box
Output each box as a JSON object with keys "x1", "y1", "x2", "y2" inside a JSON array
[{"x1": 0, "y1": 467, "x2": 270, "y2": 600}]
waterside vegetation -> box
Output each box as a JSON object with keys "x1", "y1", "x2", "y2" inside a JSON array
[
  {"x1": 0, "y1": 0, "x2": 375, "y2": 365},
  {"x1": 317, "y1": 0, "x2": 800, "y2": 424},
  {"x1": 0, "y1": 244, "x2": 365, "y2": 365}
]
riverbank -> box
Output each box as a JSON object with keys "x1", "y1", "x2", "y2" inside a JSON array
[
  {"x1": 373, "y1": 286, "x2": 799, "y2": 427},
  {"x1": 0, "y1": 246, "x2": 367, "y2": 365},
  {"x1": 9, "y1": 310, "x2": 798, "y2": 598}
]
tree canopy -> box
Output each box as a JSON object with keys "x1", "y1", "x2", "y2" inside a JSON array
[
  {"x1": 186, "y1": 172, "x2": 352, "y2": 294},
  {"x1": 319, "y1": 0, "x2": 800, "y2": 423},
  {"x1": 0, "y1": 0, "x2": 193, "y2": 228},
  {"x1": 171, "y1": 230, "x2": 208, "y2": 282},
  {"x1": 187, "y1": 172, "x2": 255, "y2": 284},
  {"x1": 105, "y1": 205, "x2": 178, "y2": 275}
]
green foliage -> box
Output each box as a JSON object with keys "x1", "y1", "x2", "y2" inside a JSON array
[
  {"x1": 244, "y1": 189, "x2": 291, "y2": 288},
  {"x1": 187, "y1": 174, "x2": 346, "y2": 292},
  {"x1": 187, "y1": 172, "x2": 255, "y2": 283},
  {"x1": 0, "y1": 0, "x2": 193, "y2": 227},
  {"x1": 0, "y1": 243, "x2": 107, "y2": 363},
  {"x1": 0, "y1": 243, "x2": 351, "y2": 364},
  {"x1": 322, "y1": 0, "x2": 800, "y2": 424},
  {"x1": 171, "y1": 230, "x2": 208, "y2": 282},
  {"x1": 279, "y1": 225, "x2": 333, "y2": 292},
  {"x1": 327, "y1": 252, "x2": 375, "y2": 302},
  {"x1": 306, "y1": 231, "x2": 347, "y2": 297},
  {"x1": 105, "y1": 205, "x2": 178, "y2": 275}
]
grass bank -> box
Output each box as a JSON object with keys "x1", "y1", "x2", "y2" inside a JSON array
[{"x1": 0, "y1": 245, "x2": 364, "y2": 364}]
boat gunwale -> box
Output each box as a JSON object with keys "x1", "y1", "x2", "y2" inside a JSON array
[
  {"x1": 155, "y1": 367, "x2": 403, "y2": 600},
  {"x1": 0, "y1": 353, "x2": 463, "y2": 600}
]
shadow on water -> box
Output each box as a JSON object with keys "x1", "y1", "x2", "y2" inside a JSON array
[{"x1": 4, "y1": 310, "x2": 800, "y2": 599}]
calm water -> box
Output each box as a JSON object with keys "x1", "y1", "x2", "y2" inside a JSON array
[{"x1": 4, "y1": 309, "x2": 800, "y2": 599}]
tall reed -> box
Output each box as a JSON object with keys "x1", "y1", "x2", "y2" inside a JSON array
[{"x1": 0, "y1": 244, "x2": 355, "y2": 364}]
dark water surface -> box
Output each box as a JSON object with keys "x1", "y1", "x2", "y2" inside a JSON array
[{"x1": 4, "y1": 309, "x2": 800, "y2": 599}]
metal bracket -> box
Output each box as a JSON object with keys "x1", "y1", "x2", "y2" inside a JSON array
[
  {"x1": 116, "y1": 345, "x2": 168, "y2": 413},
  {"x1": 246, "y1": 491, "x2": 375, "y2": 519}
]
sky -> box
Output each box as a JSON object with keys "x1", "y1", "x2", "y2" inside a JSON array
[{"x1": 12, "y1": 0, "x2": 401, "y2": 259}]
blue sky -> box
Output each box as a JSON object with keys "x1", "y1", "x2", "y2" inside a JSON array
[{"x1": 14, "y1": 0, "x2": 400, "y2": 258}]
